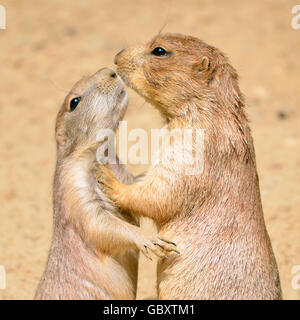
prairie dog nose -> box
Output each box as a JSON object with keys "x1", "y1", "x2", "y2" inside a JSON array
[
  {"x1": 95, "y1": 68, "x2": 117, "y2": 79},
  {"x1": 109, "y1": 70, "x2": 117, "y2": 78},
  {"x1": 114, "y1": 49, "x2": 125, "y2": 65}
]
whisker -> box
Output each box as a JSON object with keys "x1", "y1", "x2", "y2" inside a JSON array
[
  {"x1": 47, "y1": 78, "x2": 70, "y2": 94},
  {"x1": 150, "y1": 0, "x2": 172, "y2": 46}
]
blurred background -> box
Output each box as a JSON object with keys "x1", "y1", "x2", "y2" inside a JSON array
[{"x1": 0, "y1": 0, "x2": 299, "y2": 299}]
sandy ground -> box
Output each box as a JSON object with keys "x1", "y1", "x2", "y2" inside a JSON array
[{"x1": 0, "y1": 0, "x2": 299, "y2": 300}]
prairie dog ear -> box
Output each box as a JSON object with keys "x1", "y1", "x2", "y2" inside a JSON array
[
  {"x1": 200, "y1": 56, "x2": 210, "y2": 70},
  {"x1": 193, "y1": 56, "x2": 210, "y2": 72},
  {"x1": 193, "y1": 56, "x2": 211, "y2": 80},
  {"x1": 56, "y1": 130, "x2": 66, "y2": 146}
]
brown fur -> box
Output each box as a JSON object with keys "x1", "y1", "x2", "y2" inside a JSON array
[
  {"x1": 97, "y1": 34, "x2": 282, "y2": 299},
  {"x1": 35, "y1": 68, "x2": 177, "y2": 300}
]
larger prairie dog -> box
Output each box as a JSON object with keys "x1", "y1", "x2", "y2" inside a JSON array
[
  {"x1": 97, "y1": 34, "x2": 282, "y2": 299},
  {"x1": 35, "y1": 67, "x2": 177, "y2": 300}
]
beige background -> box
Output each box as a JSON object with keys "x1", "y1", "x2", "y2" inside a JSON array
[{"x1": 0, "y1": 0, "x2": 299, "y2": 300}]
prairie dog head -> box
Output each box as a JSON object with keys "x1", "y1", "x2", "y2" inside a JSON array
[
  {"x1": 55, "y1": 68, "x2": 128, "y2": 157},
  {"x1": 114, "y1": 33, "x2": 240, "y2": 119}
]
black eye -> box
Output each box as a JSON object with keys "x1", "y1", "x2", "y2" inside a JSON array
[
  {"x1": 151, "y1": 47, "x2": 168, "y2": 56},
  {"x1": 70, "y1": 97, "x2": 81, "y2": 112}
]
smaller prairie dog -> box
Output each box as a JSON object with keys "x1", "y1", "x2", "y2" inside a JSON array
[
  {"x1": 97, "y1": 34, "x2": 282, "y2": 300},
  {"x1": 35, "y1": 68, "x2": 177, "y2": 300}
]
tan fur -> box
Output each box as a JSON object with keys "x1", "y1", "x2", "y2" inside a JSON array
[
  {"x1": 35, "y1": 68, "x2": 177, "y2": 300},
  {"x1": 97, "y1": 34, "x2": 282, "y2": 300}
]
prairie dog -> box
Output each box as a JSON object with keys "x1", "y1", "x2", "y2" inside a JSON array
[
  {"x1": 97, "y1": 34, "x2": 282, "y2": 299},
  {"x1": 35, "y1": 67, "x2": 177, "y2": 300}
]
